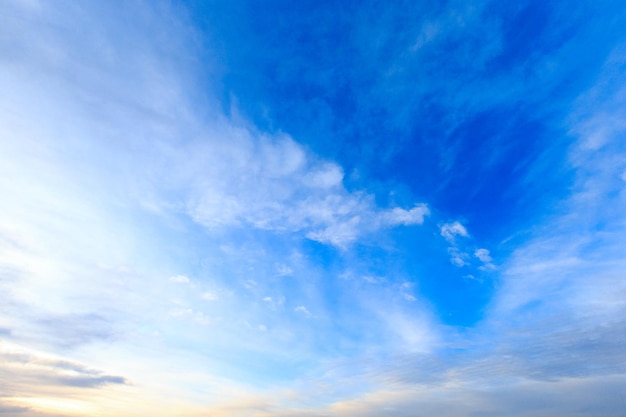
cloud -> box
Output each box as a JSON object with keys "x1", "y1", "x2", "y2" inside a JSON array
[
  {"x1": 169, "y1": 275, "x2": 190, "y2": 284},
  {"x1": 0, "y1": 403, "x2": 30, "y2": 415},
  {"x1": 275, "y1": 264, "x2": 294, "y2": 277},
  {"x1": 289, "y1": 375, "x2": 626, "y2": 417},
  {"x1": 474, "y1": 248, "x2": 491, "y2": 263},
  {"x1": 55, "y1": 374, "x2": 128, "y2": 389},
  {"x1": 440, "y1": 224, "x2": 497, "y2": 271},
  {"x1": 440, "y1": 221, "x2": 469, "y2": 243},
  {"x1": 450, "y1": 256, "x2": 467, "y2": 267},
  {"x1": 263, "y1": 296, "x2": 285, "y2": 311},
  {"x1": 0, "y1": 344, "x2": 128, "y2": 396},
  {"x1": 448, "y1": 247, "x2": 469, "y2": 267},
  {"x1": 380, "y1": 205, "x2": 430, "y2": 226},
  {"x1": 4, "y1": 0, "x2": 435, "y2": 252},
  {"x1": 182, "y1": 135, "x2": 430, "y2": 248},
  {"x1": 294, "y1": 306, "x2": 312, "y2": 318},
  {"x1": 475, "y1": 248, "x2": 496, "y2": 271},
  {"x1": 492, "y1": 45, "x2": 626, "y2": 320},
  {"x1": 33, "y1": 313, "x2": 117, "y2": 349},
  {"x1": 201, "y1": 291, "x2": 218, "y2": 301}
]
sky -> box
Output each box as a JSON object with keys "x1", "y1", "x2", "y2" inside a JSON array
[{"x1": 1, "y1": 0, "x2": 626, "y2": 415}]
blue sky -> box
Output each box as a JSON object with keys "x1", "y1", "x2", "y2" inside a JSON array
[{"x1": 1, "y1": 0, "x2": 626, "y2": 415}]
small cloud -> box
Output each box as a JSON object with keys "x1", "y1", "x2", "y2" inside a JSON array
[
  {"x1": 479, "y1": 263, "x2": 497, "y2": 271},
  {"x1": 304, "y1": 163, "x2": 344, "y2": 188},
  {"x1": 363, "y1": 275, "x2": 383, "y2": 284},
  {"x1": 276, "y1": 263, "x2": 293, "y2": 276},
  {"x1": 193, "y1": 312, "x2": 212, "y2": 325},
  {"x1": 201, "y1": 291, "x2": 218, "y2": 301},
  {"x1": 305, "y1": 216, "x2": 361, "y2": 248},
  {"x1": 258, "y1": 324, "x2": 267, "y2": 332},
  {"x1": 474, "y1": 248, "x2": 492, "y2": 263},
  {"x1": 170, "y1": 308, "x2": 212, "y2": 325},
  {"x1": 338, "y1": 271, "x2": 353, "y2": 280},
  {"x1": 169, "y1": 275, "x2": 190, "y2": 284},
  {"x1": 463, "y1": 274, "x2": 484, "y2": 283},
  {"x1": 0, "y1": 349, "x2": 129, "y2": 391},
  {"x1": 440, "y1": 221, "x2": 469, "y2": 242},
  {"x1": 382, "y1": 204, "x2": 430, "y2": 226},
  {"x1": 475, "y1": 248, "x2": 497, "y2": 271},
  {"x1": 263, "y1": 296, "x2": 285, "y2": 310},
  {"x1": 294, "y1": 305, "x2": 312, "y2": 318},
  {"x1": 403, "y1": 293, "x2": 417, "y2": 302},
  {"x1": 448, "y1": 247, "x2": 469, "y2": 267},
  {"x1": 243, "y1": 279, "x2": 257, "y2": 289},
  {"x1": 450, "y1": 256, "x2": 468, "y2": 267},
  {"x1": 61, "y1": 374, "x2": 129, "y2": 388}
]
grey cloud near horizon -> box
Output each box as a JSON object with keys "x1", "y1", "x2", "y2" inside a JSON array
[
  {"x1": 0, "y1": 347, "x2": 129, "y2": 399},
  {"x1": 256, "y1": 375, "x2": 626, "y2": 417}
]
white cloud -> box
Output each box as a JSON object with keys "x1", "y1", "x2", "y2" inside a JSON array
[
  {"x1": 380, "y1": 311, "x2": 434, "y2": 353},
  {"x1": 474, "y1": 248, "x2": 491, "y2": 263},
  {"x1": 491, "y1": 45, "x2": 626, "y2": 321},
  {"x1": 169, "y1": 275, "x2": 190, "y2": 284},
  {"x1": 176, "y1": 128, "x2": 430, "y2": 248},
  {"x1": 474, "y1": 248, "x2": 496, "y2": 270},
  {"x1": 201, "y1": 292, "x2": 218, "y2": 301},
  {"x1": 363, "y1": 275, "x2": 383, "y2": 284},
  {"x1": 450, "y1": 256, "x2": 467, "y2": 267},
  {"x1": 303, "y1": 163, "x2": 344, "y2": 188},
  {"x1": 275, "y1": 264, "x2": 293, "y2": 277},
  {"x1": 262, "y1": 296, "x2": 285, "y2": 311},
  {"x1": 381, "y1": 204, "x2": 430, "y2": 226},
  {"x1": 170, "y1": 308, "x2": 212, "y2": 325},
  {"x1": 441, "y1": 223, "x2": 495, "y2": 269},
  {"x1": 448, "y1": 247, "x2": 469, "y2": 267},
  {"x1": 294, "y1": 306, "x2": 312, "y2": 318},
  {"x1": 440, "y1": 221, "x2": 468, "y2": 243}
]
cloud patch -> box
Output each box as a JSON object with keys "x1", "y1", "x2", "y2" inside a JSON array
[
  {"x1": 0, "y1": 345, "x2": 129, "y2": 394},
  {"x1": 294, "y1": 306, "x2": 312, "y2": 318},
  {"x1": 169, "y1": 275, "x2": 190, "y2": 284},
  {"x1": 183, "y1": 132, "x2": 430, "y2": 248},
  {"x1": 440, "y1": 221, "x2": 469, "y2": 243}
]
